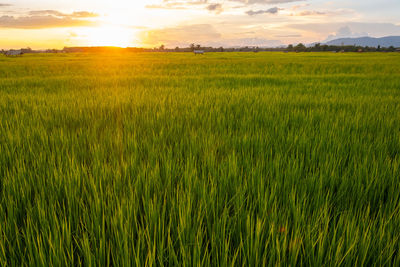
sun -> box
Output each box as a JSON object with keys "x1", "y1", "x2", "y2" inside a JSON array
[{"x1": 82, "y1": 26, "x2": 136, "y2": 47}]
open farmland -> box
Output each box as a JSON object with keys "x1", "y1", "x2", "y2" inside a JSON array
[{"x1": 1, "y1": 52, "x2": 400, "y2": 266}]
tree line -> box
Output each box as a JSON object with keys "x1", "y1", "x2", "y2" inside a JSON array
[
  {"x1": 3, "y1": 43, "x2": 399, "y2": 55},
  {"x1": 286, "y1": 43, "x2": 399, "y2": 52},
  {"x1": 146, "y1": 43, "x2": 400, "y2": 53}
]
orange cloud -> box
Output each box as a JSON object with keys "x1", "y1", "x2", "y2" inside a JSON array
[{"x1": 0, "y1": 15, "x2": 97, "y2": 29}]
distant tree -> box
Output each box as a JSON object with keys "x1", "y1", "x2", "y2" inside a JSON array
[
  {"x1": 295, "y1": 43, "x2": 306, "y2": 52},
  {"x1": 190, "y1": 43, "x2": 195, "y2": 51},
  {"x1": 196, "y1": 44, "x2": 201, "y2": 50},
  {"x1": 159, "y1": 44, "x2": 165, "y2": 51},
  {"x1": 287, "y1": 44, "x2": 294, "y2": 51},
  {"x1": 175, "y1": 46, "x2": 180, "y2": 52},
  {"x1": 219, "y1": 46, "x2": 224, "y2": 52},
  {"x1": 21, "y1": 47, "x2": 32, "y2": 54},
  {"x1": 377, "y1": 45, "x2": 381, "y2": 51}
]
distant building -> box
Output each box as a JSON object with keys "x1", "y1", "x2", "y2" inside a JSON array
[{"x1": 194, "y1": 50, "x2": 205, "y2": 55}]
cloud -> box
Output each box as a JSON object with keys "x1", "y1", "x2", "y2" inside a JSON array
[
  {"x1": 147, "y1": 0, "x2": 304, "y2": 12},
  {"x1": 140, "y1": 23, "x2": 283, "y2": 47},
  {"x1": 140, "y1": 24, "x2": 222, "y2": 47},
  {"x1": 296, "y1": 10, "x2": 325, "y2": 16},
  {"x1": 162, "y1": 0, "x2": 207, "y2": 4},
  {"x1": 29, "y1": 10, "x2": 99, "y2": 18},
  {"x1": 289, "y1": 7, "x2": 353, "y2": 17},
  {"x1": 0, "y1": 15, "x2": 96, "y2": 29},
  {"x1": 68, "y1": 31, "x2": 78, "y2": 37},
  {"x1": 146, "y1": 4, "x2": 188, "y2": 9},
  {"x1": 146, "y1": 0, "x2": 208, "y2": 9},
  {"x1": 29, "y1": 10, "x2": 65, "y2": 17},
  {"x1": 287, "y1": 22, "x2": 400, "y2": 42},
  {"x1": 291, "y1": 3, "x2": 309, "y2": 10},
  {"x1": 246, "y1": 7, "x2": 280, "y2": 16},
  {"x1": 324, "y1": 26, "x2": 368, "y2": 42},
  {"x1": 231, "y1": 0, "x2": 305, "y2": 5},
  {"x1": 274, "y1": 34, "x2": 302, "y2": 37},
  {"x1": 207, "y1": 4, "x2": 223, "y2": 14},
  {"x1": 0, "y1": 3, "x2": 11, "y2": 7},
  {"x1": 70, "y1": 11, "x2": 99, "y2": 18},
  {"x1": 147, "y1": 1, "x2": 224, "y2": 13},
  {"x1": 210, "y1": 37, "x2": 283, "y2": 47},
  {"x1": 0, "y1": 9, "x2": 99, "y2": 29}
]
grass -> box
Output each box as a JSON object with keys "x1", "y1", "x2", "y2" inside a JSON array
[{"x1": 0, "y1": 52, "x2": 400, "y2": 266}]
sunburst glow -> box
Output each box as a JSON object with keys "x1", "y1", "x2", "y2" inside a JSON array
[{"x1": 79, "y1": 26, "x2": 137, "y2": 47}]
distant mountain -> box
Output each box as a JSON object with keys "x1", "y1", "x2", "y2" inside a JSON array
[{"x1": 324, "y1": 36, "x2": 400, "y2": 47}]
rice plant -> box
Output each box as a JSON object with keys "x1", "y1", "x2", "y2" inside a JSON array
[{"x1": 0, "y1": 52, "x2": 399, "y2": 266}]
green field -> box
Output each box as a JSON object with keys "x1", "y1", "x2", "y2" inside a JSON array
[{"x1": 1, "y1": 52, "x2": 400, "y2": 266}]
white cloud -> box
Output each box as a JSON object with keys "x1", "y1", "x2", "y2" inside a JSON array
[{"x1": 323, "y1": 26, "x2": 368, "y2": 42}]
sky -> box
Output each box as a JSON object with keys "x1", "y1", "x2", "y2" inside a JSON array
[{"x1": 0, "y1": 0, "x2": 399, "y2": 49}]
